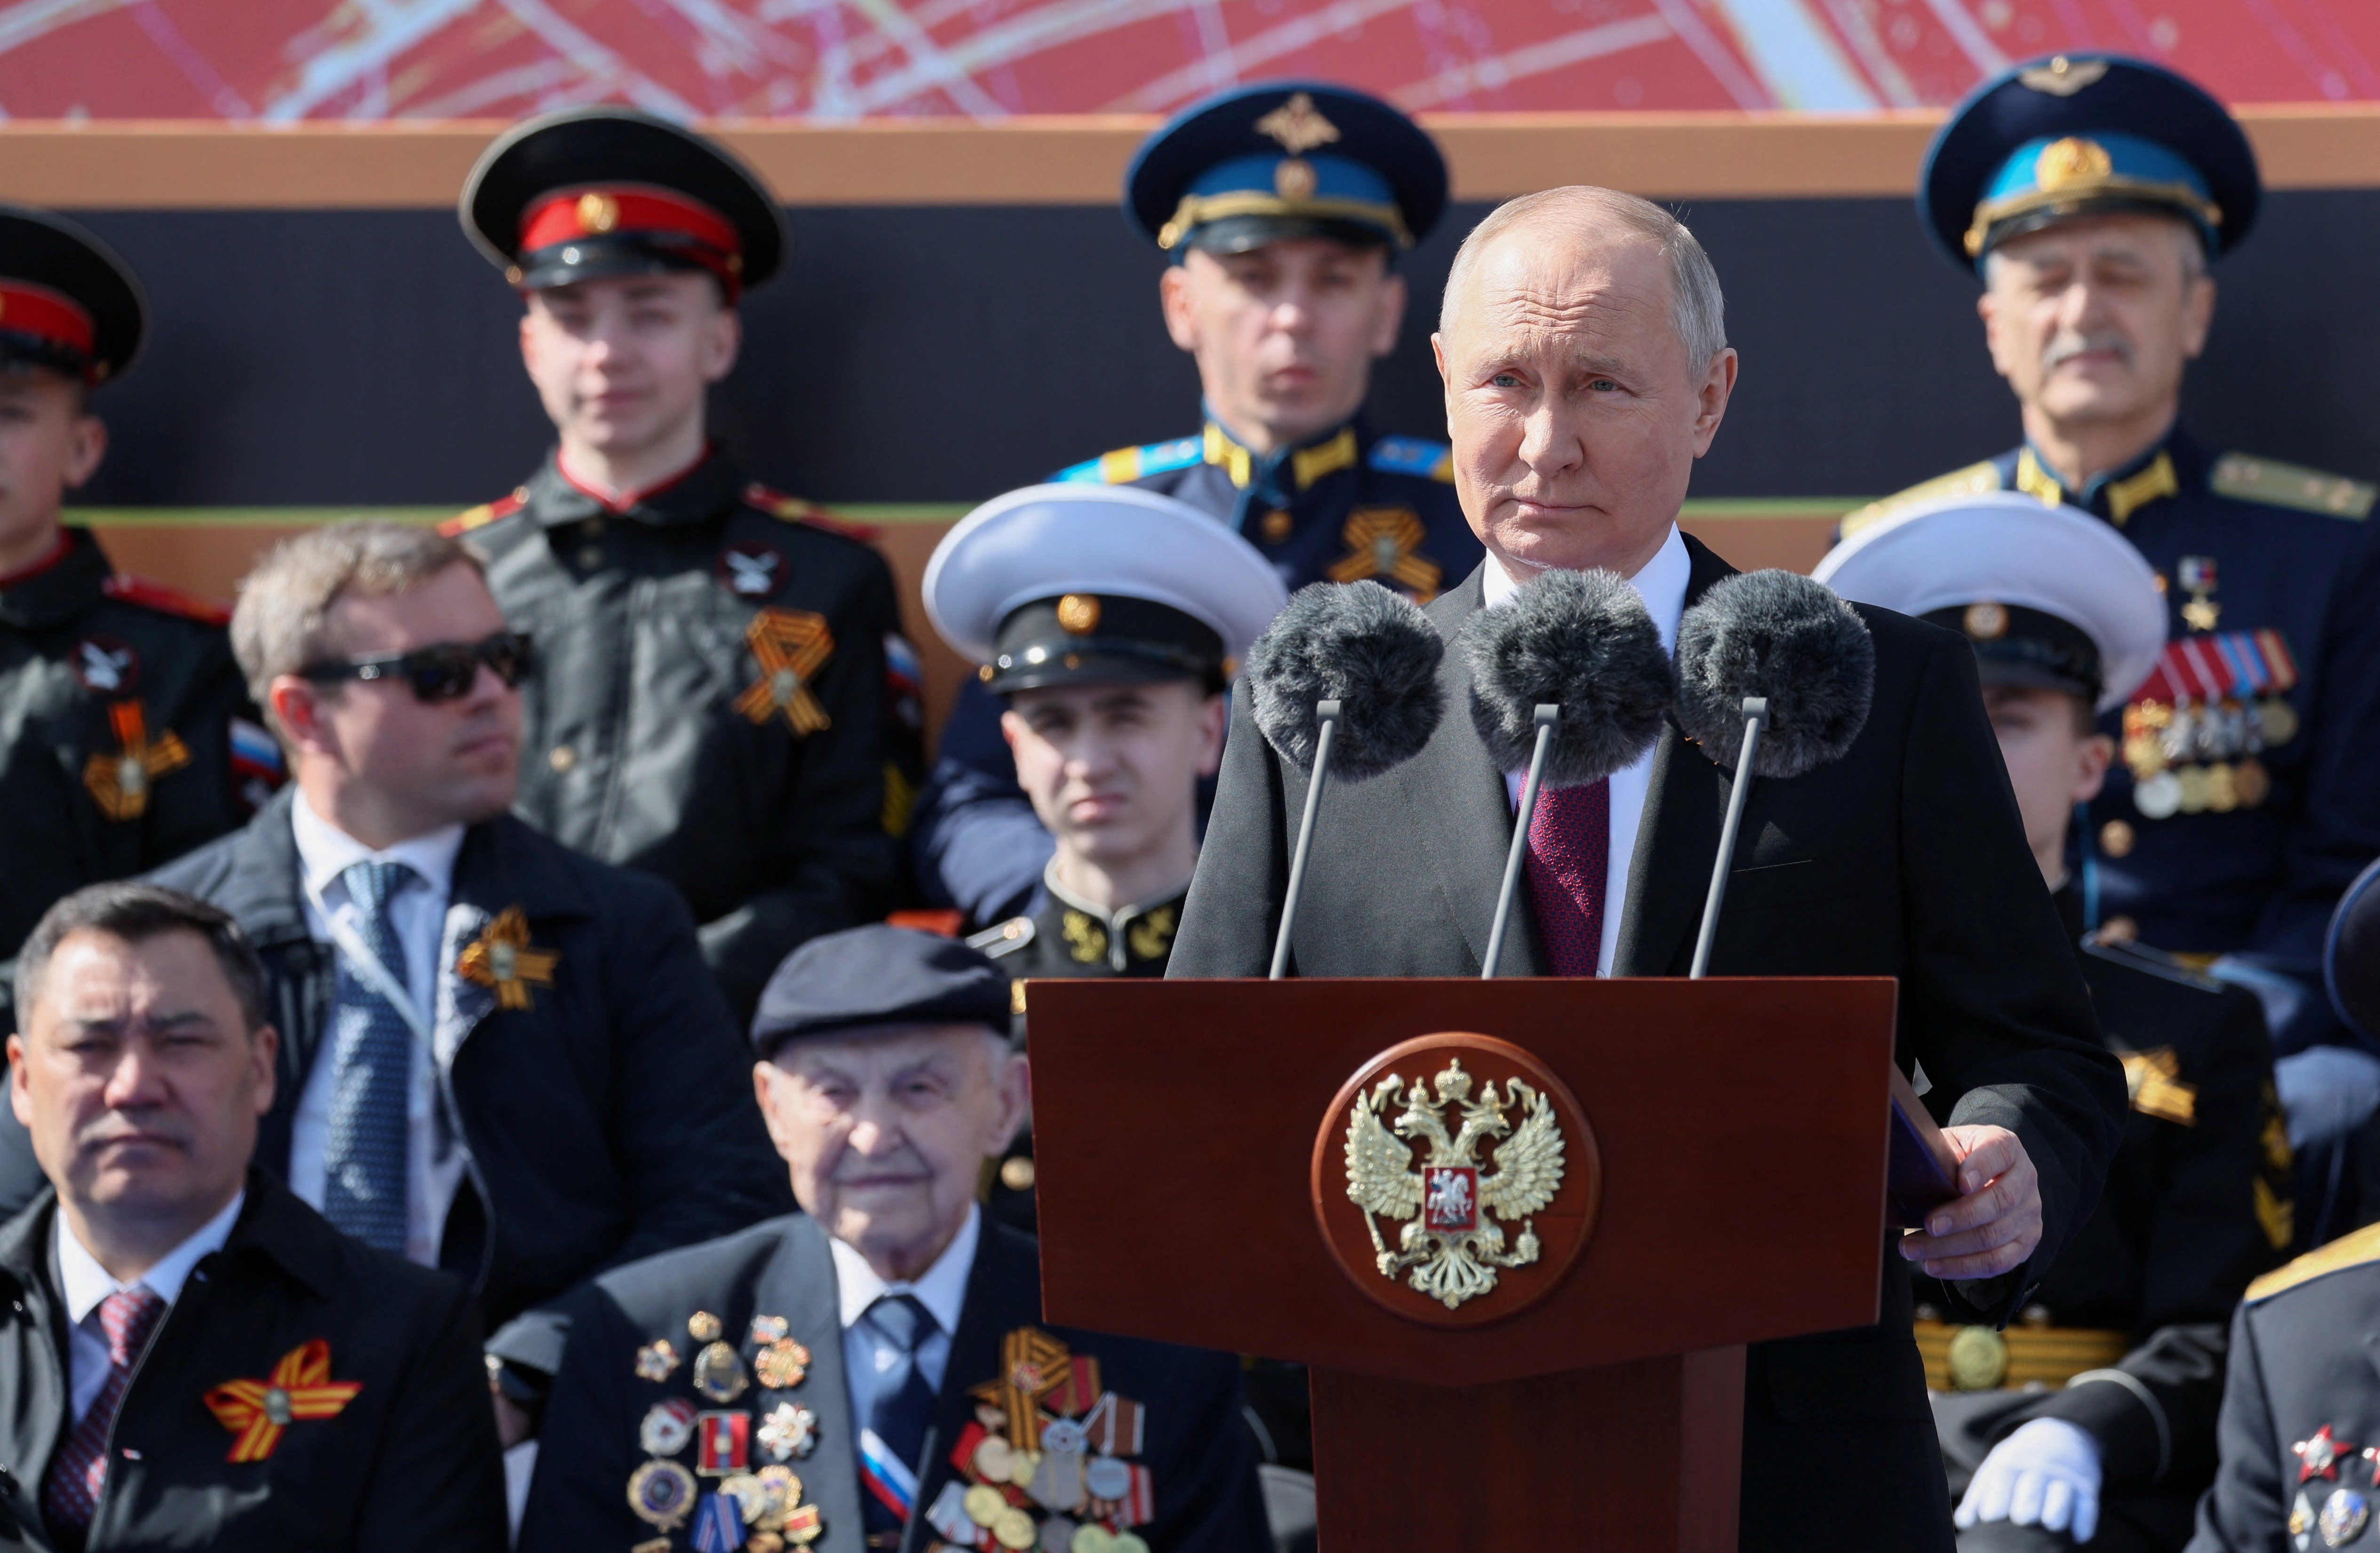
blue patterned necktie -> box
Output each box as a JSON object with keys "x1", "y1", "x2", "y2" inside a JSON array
[
  {"x1": 858, "y1": 1293, "x2": 940, "y2": 1537},
  {"x1": 322, "y1": 858, "x2": 416, "y2": 1253}
]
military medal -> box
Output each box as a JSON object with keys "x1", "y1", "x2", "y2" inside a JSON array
[
  {"x1": 694, "y1": 1339, "x2": 750, "y2": 1403},
  {"x1": 629, "y1": 1459, "x2": 699, "y2": 1531},
  {"x1": 2134, "y1": 770, "x2": 2183, "y2": 820},
  {"x1": 455, "y1": 905, "x2": 559, "y2": 1010},
  {"x1": 1083, "y1": 1456, "x2": 1131, "y2": 1502},
  {"x1": 755, "y1": 1337, "x2": 810, "y2": 1389},
  {"x1": 735, "y1": 608, "x2": 835, "y2": 735},
  {"x1": 2322, "y1": 1488, "x2": 2371, "y2": 1546},
  {"x1": 83, "y1": 701, "x2": 191, "y2": 822},
  {"x1": 759, "y1": 1400, "x2": 817, "y2": 1460},
  {"x1": 689, "y1": 1310, "x2": 723, "y2": 1342},
  {"x1": 2299, "y1": 1426, "x2": 2354, "y2": 1482},
  {"x1": 750, "y1": 1314, "x2": 790, "y2": 1344},
  {"x1": 2293, "y1": 1490, "x2": 2317, "y2": 1553},
  {"x1": 637, "y1": 1338, "x2": 682, "y2": 1382},
  {"x1": 697, "y1": 1410, "x2": 751, "y2": 1475},
  {"x1": 201, "y1": 1339, "x2": 365, "y2": 1463},
  {"x1": 641, "y1": 1397, "x2": 698, "y2": 1456},
  {"x1": 690, "y1": 1490, "x2": 745, "y2": 1552}
]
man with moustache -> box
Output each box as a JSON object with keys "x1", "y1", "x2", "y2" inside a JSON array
[
  {"x1": 1851, "y1": 55, "x2": 2380, "y2": 1239},
  {"x1": 140, "y1": 523, "x2": 785, "y2": 1456},
  {"x1": 912, "y1": 83, "x2": 1480, "y2": 932},
  {"x1": 1171, "y1": 185, "x2": 2126, "y2": 1549},
  {"x1": 444, "y1": 108, "x2": 913, "y2": 1023}
]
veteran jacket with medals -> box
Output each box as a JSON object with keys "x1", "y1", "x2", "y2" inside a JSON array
[
  {"x1": 1848, "y1": 428, "x2": 2380, "y2": 1050},
  {"x1": 444, "y1": 451, "x2": 914, "y2": 1021},
  {"x1": 0, "y1": 528, "x2": 276, "y2": 963},
  {"x1": 913, "y1": 417, "x2": 1480, "y2": 928},
  {"x1": 1922, "y1": 887, "x2": 2291, "y2": 1546},
  {"x1": 0, "y1": 1170, "x2": 505, "y2": 1552},
  {"x1": 519, "y1": 1212, "x2": 1269, "y2": 1553}
]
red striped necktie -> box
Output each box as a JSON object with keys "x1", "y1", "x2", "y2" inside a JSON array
[
  {"x1": 1525, "y1": 778, "x2": 1610, "y2": 977},
  {"x1": 42, "y1": 1285, "x2": 166, "y2": 1545}
]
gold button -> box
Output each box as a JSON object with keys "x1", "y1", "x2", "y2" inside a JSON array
[
  {"x1": 578, "y1": 546, "x2": 604, "y2": 569},
  {"x1": 548, "y1": 745, "x2": 576, "y2": 773},
  {"x1": 2099, "y1": 820, "x2": 2134, "y2": 858},
  {"x1": 999, "y1": 1157, "x2": 1036, "y2": 1191}
]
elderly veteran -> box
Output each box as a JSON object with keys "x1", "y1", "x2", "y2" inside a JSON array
[
  {"x1": 0, "y1": 881, "x2": 505, "y2": 1551},
  {"x1": 518, "y1": 924, "x2": 1269, "y2": 1553},
  {"x1": 1821, "y1": 494, "x2": 2291, "y2": 1553},
  {"x1": 1170, "y1": 184, "x2": 2126, "y2": 1551}
]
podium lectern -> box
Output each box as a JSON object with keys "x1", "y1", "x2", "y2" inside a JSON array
[{"x1": 1025, "y1": 976, "x2": 1903, "y2": 1551}]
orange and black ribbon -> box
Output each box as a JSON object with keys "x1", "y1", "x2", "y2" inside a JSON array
[
  {"x1": 203, "y1": 1340, "x2": 362, "y2": 1463},
  {"x1": 968, "y1": 1326, "x2": 1071, "y2": 1453},
  {"x1": 454, "y1": 905, "x2": 560, "y2": 1011},
  {"x1": 83, "y1": 702, "x2": 190, "y2": 821},
  {"x1": 733, "y1": 609, "x2": 834, "y2": 735},
  {"x1": 1326, "y1": 508, "x2": 1442, "y2": 601}
]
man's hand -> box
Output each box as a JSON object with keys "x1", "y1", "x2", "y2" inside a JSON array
[
  {"x1": 1956, "y1": 1418, "x2": 2102, "y2": 1542},
  {"x1": 1897, "y1": 1124, "x2": 2042, "y2": 1278}
]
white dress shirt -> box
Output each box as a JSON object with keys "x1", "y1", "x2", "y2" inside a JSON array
[
  {"x1": 829, "y1": 1205, "x2": 980, "y2": 1433},
  {"x1": 288, "y1": 793, "x2": 468, "y2": 1267},
  {"x1": 55, "y1": 1191, "x2": 243, "y2": 1422},
  {"x1": 1482, "y1": 524, "x2": 1692, "y2": 976}
]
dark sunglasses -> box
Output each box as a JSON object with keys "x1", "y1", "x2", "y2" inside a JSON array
[{"x1": 298, "y1": 630, "x2": 535, "y2": 703}]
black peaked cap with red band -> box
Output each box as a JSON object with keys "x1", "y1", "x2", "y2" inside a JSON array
[
  {"x1": 0, "y1": 205, "x2": 145, "y2": 385},
  {"x1": 460, "y1": 106, "x2": 789, "y2": 300}
]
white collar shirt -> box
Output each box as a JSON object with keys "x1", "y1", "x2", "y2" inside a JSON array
[
  {"x1": 287, "y1": 794, "x2": 469, "y2": 1267},
  {"x1": 1482, "y1": 524, "x2": 1692, "y2": 975},
  {"x1": 54, "y1": 1191, "x2": 244, "y2": 1422},
  {"x1": 829, "y1": 1206, "x2": 980, "y2": 1442}
]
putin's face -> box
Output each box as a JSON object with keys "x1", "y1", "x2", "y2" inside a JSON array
[
  {"x1": 1434, "y1": 227, "x2": 1734, "y2": 579},
  {"x1": 1980, "y1": 214, "x2": 2213, "y2": 437},
  {"x1": 755, "y1": 1024, "x2": 1028, "y2": 1281},
  {"x1": 520, "y1": 272, "x2": 739, "y2": 466}
]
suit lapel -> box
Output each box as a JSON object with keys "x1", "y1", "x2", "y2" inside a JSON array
[
  {"x1": 773, "y1": 1218, "x2": 869, "y2": 1553},
  {"x1": 0, "y1": 1197, "x2": 67, "y2": 1527},
  {"x1": 904, "y1": 1226, "x2": 1042, "y2": 1553}
]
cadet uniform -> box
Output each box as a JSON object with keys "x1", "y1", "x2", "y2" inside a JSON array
[
  {"x1": 0, "y1": 207, "x2": 276, "y2": 964},
  {"x1": 912, "y1": 84, "x2": 1479, "y2": 929},
  {"x1": 1823, "y1": 494, "x2": 2292, "y2": 1552},
  {"x1": 450, "y1": 109, "x2": 914, "y2": 1021},
  {"x1": 1860, "y1": 55, "x2": 2380, "y2": 1059}
]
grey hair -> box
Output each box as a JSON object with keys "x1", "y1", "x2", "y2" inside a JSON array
[
  {"x1": 231, "y1": 520, "x2": 482, "y2": 732},
  {"x1": 1439, "y1": 186, "x2": 1728, "y2": 369}
]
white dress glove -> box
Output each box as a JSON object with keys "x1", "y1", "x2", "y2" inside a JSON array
[{"x1": 1956, "y1": 1417, "x2": 2103, "y2": 1544}]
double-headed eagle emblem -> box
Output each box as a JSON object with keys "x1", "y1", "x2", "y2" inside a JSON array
[{"x1": 1343, "y1": 1057, "x2": 1566, "y2": 1309}]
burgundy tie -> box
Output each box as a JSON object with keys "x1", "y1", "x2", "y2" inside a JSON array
[
  {"x1": 1525, "y1": 778, "x2": 1610, "y2": 976},
  {"x1": 43, "y1": 1286, "x2": 166, "y2": 1544}
]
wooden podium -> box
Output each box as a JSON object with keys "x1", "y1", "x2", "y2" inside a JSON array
[{"x1": 1024, "y1": 975, "x2": 1903, "y2": 1551}]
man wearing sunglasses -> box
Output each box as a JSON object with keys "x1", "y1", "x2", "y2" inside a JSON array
[
  {"x1": 443, "y1": 107, "x2": 915, "y2": 1024},
  {"x1": 127, "y1": 521, "x2": 789, "y2": 1479}
]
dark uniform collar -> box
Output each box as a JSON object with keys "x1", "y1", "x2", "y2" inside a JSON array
[
  {"x1": 523, "y1": 444, "x2": 747, "y2": 530},
  {"x1": 0, "y1": 1169, "x2": 342, "y2": 1306},
  {"x1": 1201, "y1": 408, "x2": 1365, "y2": 494},
  {"x1": 2014, "y1": 423, "x2": 2205, "y2": 527},
  {"x1": 1036, "y1": 865, "x2": 1190, "y2": 975},
  {"x1": 0, "y1": 525, "x2": 108, "y2": 631}
]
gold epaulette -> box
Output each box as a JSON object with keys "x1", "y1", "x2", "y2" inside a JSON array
[
  {"x1": 2209, "y1": 453, "x2": 2376, "y2": 519},
  {"x1": 2245, "y1": 1220, "x2": 2380, "y2": 1303},
  {"x1": 1838, "y1": 461, "x2": 2005, "y2": 539}
]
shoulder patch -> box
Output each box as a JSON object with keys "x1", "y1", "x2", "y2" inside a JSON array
[
  {"x1": 2209, "y1": 453, "x2": 2375, "y2": 520},
  {"x1": 2247, "y1": 1219, "x2": 2380, "y2": 1303},
  {"x1": 1840, "y1": 461, "x2": 2006, "y2": 539},
  {"x1": 2082, "y1": 935, "x2": 2225, "y2": 991},
  {"x1": 744, "y1": 483, "x2": 880, "y2": 544},
  {"x1": 965, "y1": 917, "x2": 1037, "y2": 960},
  {"x1": 438, "y1": 490, "x2": 526, "y2": 538},
  {"x1": 1367, "y1": 436, "x2": 1454, "y2": 483},
  {"x1": 1053, "y1": 437, "x2": 1202, "y2": 485},
  {"x1": 99, "y1": 572, "x2": 231, "y2": 626}
]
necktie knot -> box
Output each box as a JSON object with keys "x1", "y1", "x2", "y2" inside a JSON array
[
  {"x1": 865, "y1": 1292, "x2": 934, "y2": 1355},
  {"x1": 340, "y1": 858, "x2": 414, "y2": 916},
  {"x1": 96, "y1": 1286, "x2": 165, "y2": 1374}
]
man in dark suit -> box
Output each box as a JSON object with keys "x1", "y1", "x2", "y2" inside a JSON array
[
  {"x1": 141, "y1": 521, "x2": 788, "y2": 1451},
  {"x1": 520, "y1": 924, "x2": 1269, "y2": 1553},
  {"x1": 1171, "y1": 185, "x2": 2127, "y2": 1551},
  {"x1": 0, "y1": 880, "x2": 504, "y2": 1550}
]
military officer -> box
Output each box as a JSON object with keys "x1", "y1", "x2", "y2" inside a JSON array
[
  {"x1": 912, "y1": 82, "x2": 1480, "y2": 930},
  {"x1": 0, "y1": 205, "x2": 277, "y2": 966},
  {"x1": 518, "y1": 924, "x2": 1270, "y2": 1553},
  {"x1": 1821, "y1": 494, "x2": 2293, "y2": 1553},
  {"x1": 446, "y1": 107, "x2": 914, "y2": 1022}
]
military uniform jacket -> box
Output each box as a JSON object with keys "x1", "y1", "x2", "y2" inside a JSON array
[
  {"x1": 2187, "y1": 1222, "x2": 2380, "y2": 1551},
  {"x1": 1921, "y1": 897, "x2": 2290, "y2": 1495},
  {"x1": 1171, "y1": 543, "x2": 2128, "y2": 1552},
  {"x1": 141, "y1": 790, "x2": 793, "y2": 1376},
  {"x1": 0, "y1": 527, "x2": 273, "y2": 962},
  {"x1": 518, "y1": 1212, "x2": 1269, "y2": 1553},
  {"x1": 971, "y1": 875, "x2": 1187, "y2": 983},
  {"x1": 913, "y1": 415, "x2": 1481, "y2": 927},
  {"x1": 1851, "y1": 428, "x2": 2380, "y2": 1051},
  {"x1": 0, "y1": 1171, "x2": 505, "y2": 1551},
  {"x1": 445, "y1": 451, "x2": 909, "y2": 1020}
]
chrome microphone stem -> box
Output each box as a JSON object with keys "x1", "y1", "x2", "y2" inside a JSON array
[
  {"x1": 1270, "y1": 699, "x2": 1341, "y2": 980},
  {"x1": 1483, "y1": 705, "x2": 1560, "y2": 980},
  {"x1": 1690, "y1": 696, "x2": 1769, "y2": 980}
]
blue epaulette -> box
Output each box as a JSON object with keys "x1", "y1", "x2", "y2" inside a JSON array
[
  {"x1": 1367, "y1": 435, "x2": 1454, "y2": 482},
  {"x1": 1053, "y1": 436, "x2": 1204, "y2": 485}
]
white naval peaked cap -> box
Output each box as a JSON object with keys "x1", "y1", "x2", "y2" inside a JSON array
[
  {"x1": 923, "y1": 483, "x2": 1290, "y2": 666},
  {"x1": 1813, "y1": 490, "x2": 2167, "y2": 711}
]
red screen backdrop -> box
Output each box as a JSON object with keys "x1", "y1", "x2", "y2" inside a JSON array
[{"x1": 0, "y1": 0, "x2": 2367, "y2": 120}]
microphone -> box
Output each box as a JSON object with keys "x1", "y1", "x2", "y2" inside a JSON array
[
  {"x1": 1244, "y1": 580, "x2": 1446, "y2": 978},
  {"x1": 1457, "y1": 567, "x2": 1676, "y2": 978},
  {"x1": 1672, "y1": 569, "x2": 1875, "y2": 977}
]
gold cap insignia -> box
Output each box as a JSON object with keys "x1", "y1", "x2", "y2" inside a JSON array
[
  {"x1": 576, "y1": 191, "x2": 620, "y2": 234},
  {"x1": 1055, "y1": 594, "x2": 1101, "y2": 634},
  {"x1": 1273, "y1": 156, "x2": 1318, "y2": 201},
  {"x1": 1963, "y1": 600, "x2": 2010, "y2": 640},
  {"x1": 1254, "y1": 91, "x2": 1341, "y2": 155},
  {"x1": 2018, "y1": 56, "x2": 2110, "y2": 96},
  {"x1": 2035, "y1": 136, "x2": 2113, "y2": 192}
]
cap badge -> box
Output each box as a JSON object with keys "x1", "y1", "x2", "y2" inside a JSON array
[
  {"x1": 1055, "y1": 594, "x2": 1102, "y2": 634},
  {"x1": 1255, "y1": 92, "x2": 1341, "y2": 155},
  {"x1": 2035, "y1": 137, "x2": 2114, "y2": 192},
  {"x1": 2018, "y1": 55, "x2": 2109, "y2": 96},
  {"x1": 1274, "y1": 157, "x2": 1319, "y2": 201},
  {"x1": 576, "y1": 191, "x2": 621, "y2": 235},
  {"x1": 71, "y1": 635, "x2": 140, "y2": 696},
  {"x1": 1963, "y1": 601, "x2": 2010, "y2": 641}
]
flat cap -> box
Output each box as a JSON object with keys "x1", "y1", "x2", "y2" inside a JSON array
[{"x1": 752, "y1": 925, "x2": 1010, "y2": 1054}]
